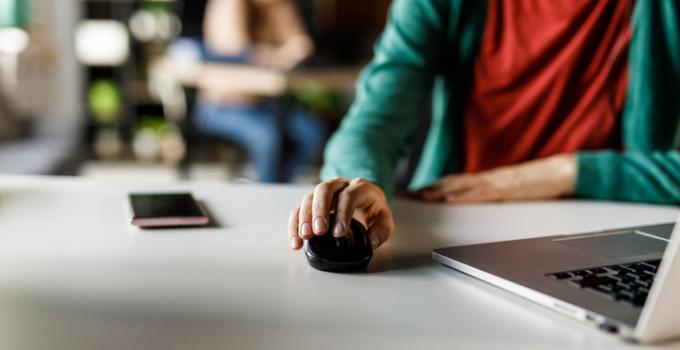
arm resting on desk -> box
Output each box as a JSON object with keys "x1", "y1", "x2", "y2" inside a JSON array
[
  {"x1": 576, "y1": 151, "x2": 680, "y2": 205},
  {"x1": 576, "y1": 1, "x2": 680, "y2": 205}
]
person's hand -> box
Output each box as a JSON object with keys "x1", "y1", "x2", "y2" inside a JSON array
[
  {"x1": 288, "y1": 177, "x2": 394, "y2": 251},
  {"x1": 415, "y1": 154, "x2": 577, "y2": 203}
]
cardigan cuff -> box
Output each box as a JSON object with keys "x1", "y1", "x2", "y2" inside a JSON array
[{"x1": 574, "y1": 151, "x2": 619, "y2": 200}]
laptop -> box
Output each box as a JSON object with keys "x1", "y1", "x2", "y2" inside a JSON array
[{"x1": 433, "y1": 215, "x2": 680, "y2": 343}]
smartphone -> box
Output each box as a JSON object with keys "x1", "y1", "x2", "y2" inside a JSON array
[{"x1": 129, "y1": 193, "x2": 209, "y2": 228}]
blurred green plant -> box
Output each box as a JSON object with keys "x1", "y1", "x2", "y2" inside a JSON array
[
  {"x1": 292, "y1": 85, "x2": 348, "y2": 121},
  {"x1": 87, "y1": 80, "x2": 122, "y2": 123}
]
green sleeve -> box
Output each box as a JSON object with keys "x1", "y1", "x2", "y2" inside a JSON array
[
  {"x1": 575, "y1": 151, "x2": 680, "y2": 205},
  {"x1": 320, "y1": 0, "x2": 448, "y2": 199},
  {"x1": 582, "y1": 1, "x2": 680, "y2": 205}
]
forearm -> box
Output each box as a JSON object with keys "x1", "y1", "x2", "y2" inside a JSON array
[
  {"x1": 320, "y1": 0, "x2": 449, "y2": 198},
  {"x1": 575, "y1": 150, "x2": 680, "y2": 204}
]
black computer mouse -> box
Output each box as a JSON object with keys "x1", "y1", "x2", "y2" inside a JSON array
[{"x1": 304, "y1": 214, "x2": 373, "y2": 272}]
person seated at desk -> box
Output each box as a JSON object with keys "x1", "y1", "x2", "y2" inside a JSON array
[
  {"x1": 287, "y1": 0, "x2": 680, "y2": 251},
  {"x1": 192, "y1": 0, "x2": 325, "y2": 183}
]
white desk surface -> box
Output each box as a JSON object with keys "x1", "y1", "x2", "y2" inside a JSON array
[{"x1": 0, "y1": 175, "x2": 677, "y2": 350}]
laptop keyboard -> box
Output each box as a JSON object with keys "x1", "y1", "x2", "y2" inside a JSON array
[{"x1": 548, "y1": 259, "x2": 661, "y2": 307}]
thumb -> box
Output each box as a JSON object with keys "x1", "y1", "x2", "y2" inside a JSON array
[{"x1": 366, "y1": 210, "x2": 393, "y2": 250}]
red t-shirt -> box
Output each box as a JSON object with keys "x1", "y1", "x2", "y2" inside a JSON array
[{"x1": 462, "y1": 0, "x2": 632, "y2": 173}]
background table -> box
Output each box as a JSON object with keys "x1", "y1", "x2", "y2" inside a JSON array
[
  {"x1": 0, "y1": 175, "x2": 677, "y2": 350},
  {"x1": 151, "y1": 58, "x2": 360, "y2": 180},
  {"x1": 151, "y1": 58, "x2": 360, "y2": 97}
]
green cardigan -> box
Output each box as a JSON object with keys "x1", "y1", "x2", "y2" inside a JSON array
[{"x1": 321, "y1": 0, "x2": 680, "y2": 205}]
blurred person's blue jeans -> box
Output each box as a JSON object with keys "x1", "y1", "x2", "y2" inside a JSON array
[
  {"x1": 195, "y1": 101, "x2": 325, "y2": 183},
  {"x1": 170, "y1": 38, "x2": 326, "y2": 182}
]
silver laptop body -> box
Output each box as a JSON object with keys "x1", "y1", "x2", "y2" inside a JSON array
[{"x1": 433, "y1": 217, "x2": 680, "y2": 343}]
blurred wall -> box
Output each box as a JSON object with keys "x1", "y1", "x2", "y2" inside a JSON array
[
  {"x1": 314, "y1": 0, "x2": 391, "y2": 64},
  {"x1": 31, "y1": 0, "x2": 81, "y2": 134}
]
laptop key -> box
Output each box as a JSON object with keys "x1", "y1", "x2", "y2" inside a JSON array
[
  {"x1": 634, "y1": 263, "x2": 655, "y2": 273},
  {"x1": 642, "y1": 270, "x2": 656, "y2": 277},
  {"x1": 616, "y1": 282, "x2": 633, "y2": 290},
  {"x1": 572, "y1": 275, "x2": 617, "y2": 288},
  {"x1": 637, "y1": 278, "x2": 653, "y2": 286},
  {"x1": 632, "y1": 294, "x2": 648, "y2": 307},
  {"x1": 604, "y1": 266, "x2": 626, "y2": 274},
  {"x1": 630, "y1": 262, "x2": 652, "y2": 273},
  {"x1": 587, "y1": 267, "x2": 607, "y2": 275},
  {"x1": 625, "y1": 272, "x2": 640, "y2": 279},
  {"x1": 635, "y1": 280, "x2": 653, "y2": 288},
  {"x1": 596, "y1": 283, "x2": 622, "y2": 293},
  {"x1": 643, "y1": 259, "x2": 661, "y2": 268},
  {"x1": 616, "y1": 289, "x2": 636, "y2": 301},
  {"x1": 620, "y1": 264, "x2": 638, "y2": 273},
  {"x1": 572, "y1": 270, "x2": 591, "y2": 277},
  {"x1": 551, "y1": 272, "x2": 573, "y2": 279},
  {"x1": 621, "y1": 275, "x2": 635, "y2": 282}
]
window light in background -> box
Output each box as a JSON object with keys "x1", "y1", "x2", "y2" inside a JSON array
[
  {"x1": 75, "y1": 20, "x2": 130, "y2": 66},
  {"x1": 0, "y1": 27, "x2": 29, "y2": 55}
]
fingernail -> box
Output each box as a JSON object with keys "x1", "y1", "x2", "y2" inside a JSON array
[
  {"x1": 290, "y1": 236, "x2": 299, "y2": 249},
  {"x1": 370, "y1": 236, "x2": 380, "y2": 249},
  {"x1": 313, "y1": 217, "x2": 326, "y2": 234},
  {"x1": 333, "y1": 221, "x2": 346, "y2": 237},
  {"x1": 301, "y1": 222, "x2": 312, "y2": 238}
]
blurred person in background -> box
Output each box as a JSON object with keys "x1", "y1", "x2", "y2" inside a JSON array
[
  {"x1": 179, "y1": 0, "x2": 325, "y2": 182},
  {"x1": 0, "y1": 25, "x2": 56, "y2": 140},
  {"x1": 288, "y1": 0, "x2": 680, "y2": 251}
]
